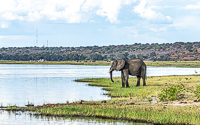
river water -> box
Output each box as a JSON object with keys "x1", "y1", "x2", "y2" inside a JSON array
[{"x1": 0, "y1": 64, "x2": 199, "y2": 125}]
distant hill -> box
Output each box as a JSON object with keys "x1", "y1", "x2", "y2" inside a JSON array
[{"x1": 0, "y1": 42, "x2": 200, "y2": 61}]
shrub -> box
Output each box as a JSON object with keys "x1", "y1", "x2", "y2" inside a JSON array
[
  {"x1": 194, "y1": 86, "x2": 200, "y2": 99},
  {"x1": 147, "y1": 97, "x2": 153, "y2": 103},
  {"x1": 158, "y1": 84, "x2": 185, "y2": 101}
]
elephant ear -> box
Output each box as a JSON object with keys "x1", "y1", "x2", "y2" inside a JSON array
[{"x1": 116, "y1": 59, "x2": 125, "y2": 71}]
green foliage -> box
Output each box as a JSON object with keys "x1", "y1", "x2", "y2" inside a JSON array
[
  {"x1": 30, "y1": 103, "x2": 200, "y2": 125},
  {"x1": 147, "y1": 97, "x2": 153, "y2": 103},
  {"x1": 150, "y1": 52, "x2": 156, "y2": 57},
  {"x1": 158, "y1": 84, "x2": 185, "y2": 101},
  {"x1": 0, "y1": 42, "x2": 200, "y2": 61},
  {"x1": 194, "y1": 86, "x2": 200, "y2": 99},
  {"x1": 128, "y1": 54, "x2": 136, "y2": 60}
]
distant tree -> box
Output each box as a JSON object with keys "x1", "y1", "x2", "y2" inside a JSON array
[
  {"x1": 159, "y1": 54, "x2": 170, "y2": 61},
  {"x1": 128, "y1": 54, "x2": 136, "y2": 60},
  {"x1": 137, "y1": 54, "x2": 143, "y2": 59},
  {"x1": 90, "y1": 54, "x2": 103, "y2": 60},
  {"x1": 117, "y1": 52, "x2": 129, "y2": 59},
  {"x1": 1, "y1": 42, "x2": 200, "y2": 61},
  {"x1": 150, "y1": 52, "x2": 156, "y2": 57},
  {"x1": 124, "y1": 52, "x2": 129, "y2": 59}
]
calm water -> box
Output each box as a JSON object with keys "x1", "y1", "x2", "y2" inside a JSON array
[
  {"x1": 0, "y1": 64, "x2": 199, "y2": 125},
  {"x1": 0, "y1": 110, "x2": 150, "y2": 125},
  {"x1": 0, "y1": 64, "x2": 111, "y2": 106}
]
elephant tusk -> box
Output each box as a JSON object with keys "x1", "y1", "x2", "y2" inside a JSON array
[{"x1": 108, "y1": 69, "x2": 112, "y2": 73}]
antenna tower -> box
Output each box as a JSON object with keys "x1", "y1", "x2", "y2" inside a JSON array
[{"x1": 36, "y1": 29, "x2": 38, "y2": 46}]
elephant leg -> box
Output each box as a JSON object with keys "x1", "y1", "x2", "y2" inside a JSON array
[
  {"x1": 121, "y1": 71, "x2": 125, "y2": 87},
  {"x1": 141, "y1": 64, "x2": 146, "y2": 86},
  {"x1": 123, "y1": 69, "x2": 129, "y2": 88},
  {"x1": 136, "y1": 76, "x2": 141, "y2": 86},
  {"x1": 142, "y1": 76, "x2": 146, "y2": 86}
]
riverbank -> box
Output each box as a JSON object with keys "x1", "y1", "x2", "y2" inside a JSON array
[
  {"x1": 0, "y1": 60, "x2": 200, "y2": 67},
  {"x1": 6, "y1": 75, "x2": 200, "y2": 124},
  {"x1": 0, "y1": 60, "x2": 111, "y2": 65}
]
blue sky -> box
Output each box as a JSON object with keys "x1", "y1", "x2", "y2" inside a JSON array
[{"x1": 0, "y1": 0, "x2": 200, "y2": 47}]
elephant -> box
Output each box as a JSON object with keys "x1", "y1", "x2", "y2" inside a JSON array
[{"x1": 108, "y1": 58, "x2": 146, "y2": 87}]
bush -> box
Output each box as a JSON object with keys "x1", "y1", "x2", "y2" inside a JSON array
[
  {"x1": 194, "y1": 86, "x2": 200, "y2": 99},
  {"x1": 158, "y1": 84, "x2": 185, "y2": 101},
  {"x1": 147, "y1": 97, "x2": 153, "y2": 103}
]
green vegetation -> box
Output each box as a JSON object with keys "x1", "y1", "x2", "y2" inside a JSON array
[
  {"x1": 194, "y1": 86, "x2": 200, "y2": 100},
  {"x1": 8, "y1": 75, "x2": 200, "y2": 124},
  {"x1": 32, "y1": 102, "x2": 200, "y2": 124},
  {"x1": 158, "y1": 84, "x2": 186, "y2": 101},
  {"x1": 75, "y1": 75, "x2": 200, "y2": 98},
  {"x1": 147, "y1": 97, "x2": 153, "y2": 103},
  {"x1": 0, "y1": 42, "x2": 200, "y2": 61},
  {"x1": 1, "y1": 60, "x2": 200, "y2": 67},
  {"x1": 6, "y1": 105, "x2": 19, "y2": 110},
  {"x1": 145, "y1": 61, "x2": 200, "y2": 67}
]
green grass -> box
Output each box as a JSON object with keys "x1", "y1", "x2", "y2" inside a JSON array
[
  {"x1": 145, "y1": 61, "x2": 200, "y2": 67},
  {"x1": 76, "y1": 75, "x2": 200, "y2": 98},
  {"x1": 12, "y1": 75, "x2": 200, "y2": 124},
  {"x1": 32, "y1": 103, "x2": 200, "y2": 124},
  {"x1": 1, "y1": 60, "x2": 200, "y2": 67}
]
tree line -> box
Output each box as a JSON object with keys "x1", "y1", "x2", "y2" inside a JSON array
[{"x1": 0, "y1": 41, "x2": 199, "y2": 61}]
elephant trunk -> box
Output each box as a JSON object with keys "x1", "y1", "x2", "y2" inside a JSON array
[{"x1": 109, "y1": 70, "x2": 114, "y2": 82}]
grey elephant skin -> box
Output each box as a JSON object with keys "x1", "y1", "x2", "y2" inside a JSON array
[{"x1": 109, "y1": 58, "x2": 146, "y2": 87}]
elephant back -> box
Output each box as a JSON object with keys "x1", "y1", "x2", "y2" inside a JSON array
[{"x1": 128, "y1": 59, "x2": 145, "y2": 75}]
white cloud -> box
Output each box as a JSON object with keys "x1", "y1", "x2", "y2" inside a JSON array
[
  {"x1": 96, "y1": 0, "x2": 121, "y2": 23},
  {"x1": 0, "y1": 22, "x2": 9, "y2": 28},
  {"x1": 172, "y1": 15, "x2": 200, "y2": 30},
  {"x1": 95, "y1": 0, "x2": 135, "y2": 23},
  {"x1": 2, "y1": 12, "x2": 24, "y2": 21},
  {"x1": 27, "y1": 11, "x2": 41, "y2": 21},
  {"x1": 81, "y1": 0, "x2": 101, "y2": 12},
  {"x1": 89, "y1": 20, "x2": 96, "y2": 23},
  {"x1": 184, "y1": 2, "x2": 200, "y2": 9},
  {"x1": 39, "y1": 0, "x2": 85, "y2": 23},
  {"x1": 0, "y1": 0, "x2": 135, "y2": 23},
  {"x1": 133, "y1": 0, "x2": 172, "y2": 23},
  {"x1": 1, "y1": 24, "x2": 8, "y2": 28},
  {"x1": 0, "y1": 0, "x2": 16, "y2": 13},
  {"x1": 0, "y1": 0, "x2": 85, "y2": 23}
]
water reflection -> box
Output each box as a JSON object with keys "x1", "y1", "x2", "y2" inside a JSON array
[
  {"x1": 0, "y1": 77, "x2": 110, "y2": 106},
  {"x1": 0, "y1": 110, "x2": 152, "y2": 125},
  {"x1": 0, "y1": 65, "x2": 111, "y2": 107},
  {"x1": 0, "y1": 64, "x2": 110, "y2": 78}
]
